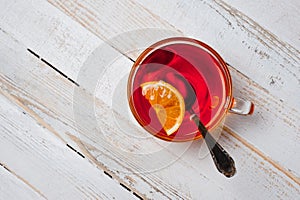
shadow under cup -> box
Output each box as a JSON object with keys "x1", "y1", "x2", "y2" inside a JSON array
[{"x1": 128, "y1": 37, "x2": 254, "y2": 142}]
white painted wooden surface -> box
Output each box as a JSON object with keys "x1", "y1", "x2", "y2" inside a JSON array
[
  {"x1": 0, "y1": 0, "x2": 299, "y2": 199},
  {"x1": 0, "y1": 93, "x2": 134, "y2": 199},
  {"x1": 0, "y1": 166, "x2": 43, "y2": 200}
]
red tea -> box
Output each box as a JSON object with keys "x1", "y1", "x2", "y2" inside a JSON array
[{"x1": 128, "y1": 40, "x2": 229, "y2": 141}]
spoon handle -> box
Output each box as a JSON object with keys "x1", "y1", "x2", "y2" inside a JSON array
[{"x1": 191, "y1": 114, "x2": 236, "y2": 177}]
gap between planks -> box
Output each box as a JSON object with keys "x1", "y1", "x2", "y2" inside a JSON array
[
  {"x1": 1, "y1": 0, "x2": 298, "y2": 197},
  {"x1": 0, "y1": 86, "x2": 145, "y2": 200},
  {"x1": 1, "y1": 45, "x2": 298, "y2": 197},
  {"x1": 224, "y1": 127, "x2": 300, "y2": 185},
  {"x1": 65, "y1": 142, "x2": 144, "y2": 200},
  {"x1": 0, "y1": 163, "x2": 47, "y2": 199},
  {"x1": 27, "y1": 48, "x2": 79, "y2": 87},
  {"x1": 25, "y1": 40, "x2": 300, "y2": 186},
  {"x1": 66, "y1": 133, "x2": 145, "y2": 200}
]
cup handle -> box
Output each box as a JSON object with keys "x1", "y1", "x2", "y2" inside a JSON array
[{"x1": 229, "y1": 97, "x2": 254, "y2": 115}]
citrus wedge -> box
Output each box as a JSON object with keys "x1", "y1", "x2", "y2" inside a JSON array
[{"x1": 141, "y1": 80, "x2": 185, "y2": 136}]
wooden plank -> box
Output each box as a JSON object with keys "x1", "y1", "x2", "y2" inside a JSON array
[
  {"x1": 0, "y1": 0, "x2": 101, "y2": 81},
  {"x1": 0, "y1": 91, "x2": 135, "y2": 199},
  {"x1": 222, "y1": 0, "x2": 300, "y2": 48},
  {"x1": 0, "y1": 26, "x2": 299, "y2": 199},
  {"x1": 44, "y1": 0, "x2": 300, "y2": 179},
  {"x1": 0, "y1": 166, "x2": 44, "y2": 200},
  {"x1": 0, "y1": 29, "x2": 173, "y2": 199},
  {"x1": 0, "y1": 0, "x2": 180, "y2": 81},
  {"x1": 133, "y1": 0, "x2": 300, "y2": 107}
]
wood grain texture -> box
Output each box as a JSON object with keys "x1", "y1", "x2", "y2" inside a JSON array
[
  {"x1": 46, "y1": 0, "x2": 300, "y2": 179},
  {"x1": 134, "y1": 0, "x2": 300, "y2": 106},
  {"x1": 0, "y1": 22, "x2": 299, "y2": 199},
  {"x1": 0, "y1": 29, "x2": 168, "y2": 199},
  {"x1": 0, "y1": 0, "x2": 101, "y2": 81},
  {"x1": 0, "y1": 166, "x2": 44, "y2": 200},
  {"x1": 0, "y1": 0, "x2": 299, "y2": 198},
  {"x1": 222, "y1": 0, "x2": 300, "y2": 48},
  {"x1": 0, "y1": 91, "x2": 136, "y2": 199}
]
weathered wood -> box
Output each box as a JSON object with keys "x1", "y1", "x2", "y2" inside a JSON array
[
  {"x1": 0, "y1": 29, "x2": 176, "y2": 199},
  {"x1": 0, "y1": 25, "x2": 299, "y2": 199},
  {"x1": 0, "y1": 90, "x2": 137, "y2": 199},
  {"x1": 222, "y1": 0, "x2": 300, "y2": 47},
  {"x1": 0, "y1": 166, "x2": 44, "y2": 200},
  {"x1": 133, "y1": 0, "x2": 300, "y2": 106},
  {"x1": 0, "y1": 0, "x2": 299, "y2": 198},
  {"x1": 46, "y1": 0, "x2": 300, "y2": 179}
]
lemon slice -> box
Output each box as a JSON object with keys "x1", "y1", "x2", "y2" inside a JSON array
[{"x1": 141, "y1": 80, "x2": 185, "y2": 136}]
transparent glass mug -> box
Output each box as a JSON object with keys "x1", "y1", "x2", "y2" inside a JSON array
[{"x1": 128, "y1": 37, "x2": 254, "y2": 142}]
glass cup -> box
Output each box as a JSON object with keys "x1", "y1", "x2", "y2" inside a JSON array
[{"x1": 128, "y1": 37, "x2": 254, "y2": 142}]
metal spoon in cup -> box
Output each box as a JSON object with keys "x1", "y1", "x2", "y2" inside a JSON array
[{"x1": 179, "y1": 74, "x2": 236, "y2": 178}]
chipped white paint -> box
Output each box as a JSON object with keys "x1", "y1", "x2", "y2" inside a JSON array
[
  {"x1": 0, "y1": 0, "x2": 299, "y2": 199},
  {"x1": 47, "y1": 0, "x2": 300, "y2": 178},
  {"x1": 0, "y1": 89, "x2": 134, "y2": 199}
]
